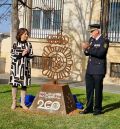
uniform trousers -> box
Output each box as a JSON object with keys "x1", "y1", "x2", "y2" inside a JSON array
[{"x1": 85, "y1": 73, "x2": 105, "y2": 112}]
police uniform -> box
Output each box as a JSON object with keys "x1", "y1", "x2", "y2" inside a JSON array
[{"x1": 83, "y1": 24, "x2": 109, "y2": 114}]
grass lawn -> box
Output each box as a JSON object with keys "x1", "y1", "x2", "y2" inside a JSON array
[{"x1": 0, "y1": 84, "x2": 120, "y2": 129}]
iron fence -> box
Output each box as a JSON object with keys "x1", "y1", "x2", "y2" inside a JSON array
[
  {"x1": 101, "y1": 0, "x2": 120, "y2": 42},
  {"x1": 110, "y1": 62, "x2": 120, "y2": 78},
  {"x1": 31, "y1": 0, "x2": 64, "y2": 39},
  {"x1": 32, "y1": 55, "x2": 52, "y2": 69},
  {"x1": 108, "y1": 0, "x2": 120, "y2": 42}
]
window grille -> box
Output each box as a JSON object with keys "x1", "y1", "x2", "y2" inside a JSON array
[
  {"x1": 32, "y1": 56, "x2": 43, "y2": 69},
  {"x1": 31, "y1": 0, "x2": 64, "y2": 39},
  {"x1": 32, "y1": 55, "x2": 52, "y2": 69},
  {"x1": 110, "y1": 62, "x2": 120, "y2": 78},
  {"x1": 108, "y1": 1, "x2": 120, "y2": 42},
  {"x1": 101, "y1": 0, "x2": 120, "y2": 42}
]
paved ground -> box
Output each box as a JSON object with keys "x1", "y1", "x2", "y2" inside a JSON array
[
  {"x1": 30, "y1": 77, "x2": 120, "y2": 94},
  {"x1": 1, "y1": 73, "x2": 120, "y2": 94}
]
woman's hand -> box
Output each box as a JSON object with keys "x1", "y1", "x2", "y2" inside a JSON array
[{"x1": 22, "y1": 49, "x2": 29, "y2": 56}]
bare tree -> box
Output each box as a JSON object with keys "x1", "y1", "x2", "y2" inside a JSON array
[
  {"x1": 11, "y1": 0, "x2": 19, "y2": 44},
  {"x1": 101, "y1": 0, "x2": 109, "y2": 38},
  {"x1": 26, "y1": 0, "x2": 32, "y2": 34},
  {"x1": 11, "y1": 0, "x2": 33, "y2": 43}
]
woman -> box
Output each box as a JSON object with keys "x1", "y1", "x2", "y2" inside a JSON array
[{"x1": 10, "y1": 28, "x2": 33, "y2": 110}]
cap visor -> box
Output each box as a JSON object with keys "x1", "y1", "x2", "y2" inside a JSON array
[{"x1": 87, "y1": 28, "x2": 97, "y2": 32}]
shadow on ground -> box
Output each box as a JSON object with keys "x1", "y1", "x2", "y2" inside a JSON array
[
  {"x1": 103, "y1": 101, "x2": 120, "y2": 113},
  {"x1": 0, "y1": 90, "x2": 11, "y2": 93}
]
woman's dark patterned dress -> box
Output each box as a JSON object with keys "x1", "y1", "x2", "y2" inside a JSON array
[{"x1": 10, "y1": 41, "x2": 33, "y2": 87}]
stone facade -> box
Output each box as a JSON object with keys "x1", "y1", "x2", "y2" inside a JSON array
[{"x1": 0, "y1": 0, "x2": 120, "y2": 84}]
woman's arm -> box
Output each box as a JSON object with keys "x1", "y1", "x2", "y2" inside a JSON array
[
  {"x1": 26, "y1": 42, "x2": 34, "y2": 58},
  {"x1": 11, "y1": 43, "x2": 23, "y2": 59}
]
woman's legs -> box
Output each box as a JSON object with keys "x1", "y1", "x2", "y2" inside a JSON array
[
  {"x1": 20, "y1": 86, "x2": 28, "y2": 110},
  {"x1": 11, "y1": 86, "x2": 18, "y2": 110}
]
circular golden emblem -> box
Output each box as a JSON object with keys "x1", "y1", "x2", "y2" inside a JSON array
[{"x1": 42, "y1": 45, "x2": 73, "y2": 80}]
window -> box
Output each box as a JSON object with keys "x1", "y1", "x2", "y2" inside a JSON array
[
  {"x1": 32, "y1": 55, "x2": 52, "y2": 69},
  {"x1": 31, "y1": 0, "x2": 63, "y2": 38},
  {"x1": 108, "y1": 1, "x2": 120, "y2": 42},
  {"x1": 32, "y1": 10, "x2": 41, "y2": 29},
  {"x1": 53, "y1": 10, "x2": 61, "y2": 30},
  {"x1": 110, "y1": 63, "x2": 120, "y2": 78},
  {"x1": 43, "y1": 10, "x2": 51, "y2": 29},
  {"x1": 32, "y1": 10, "x2": 61, "y2": 30},
  {"x1": 32, "y1": 56, "x2": 43, "y2": 69}
]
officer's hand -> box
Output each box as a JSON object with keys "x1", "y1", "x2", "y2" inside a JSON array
[{"x1": 82, "y1": 42, "x2": 90, "y2": 49}]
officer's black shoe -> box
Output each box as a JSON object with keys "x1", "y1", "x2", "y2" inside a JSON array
[
  {"x1": 80, "y1": 109, "x2": 93, "y2": 114},
  {"x1": 93, "y1": 111, "x2": 102, "y2": 115}
]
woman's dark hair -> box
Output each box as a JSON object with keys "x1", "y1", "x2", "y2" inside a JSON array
[{"x1": 16, "y1": 28, "x2": 29, "y2": 41}]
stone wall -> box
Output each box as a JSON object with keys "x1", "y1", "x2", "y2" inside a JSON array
[{"x1": 1, "y1": 0, "x2": 120, "y2": 84}]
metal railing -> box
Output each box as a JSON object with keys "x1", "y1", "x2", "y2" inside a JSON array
[
  {"x1": 108, "y1": 0, "x2": 120, "y2": 42},
  {"x1": 110, "y1": 62, "x2": 120, "y2": 78},
  {"x1": 31, "y1": 0, "x2": 64, "y2": 39},
  {"x1": 101, "y1": 0, "x2": 120, "y2": 42},
  {"x1": 32, "y1": 55, "x2": 52, "y2": 69}
]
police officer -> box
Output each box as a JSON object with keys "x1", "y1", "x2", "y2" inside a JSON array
[{"x1": 81, "y1": 24, "x2": 109, "y2": 115}]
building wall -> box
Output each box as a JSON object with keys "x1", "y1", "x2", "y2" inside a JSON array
[
  {"x1": 1, "y1": 0, "x2": 120, "y2": 84},
  {"x1": 0, "y1": 37, "x2": 47, "y2": 77},
  {"x1": 105, "y1": 44, "x2": 120, "y2": 84},
  {"x1": 0, "y1": 37, "x2": 11, "y2": 74},
  {"x1": 62, "y1": 0, "x2": 101, "y2": 81}
]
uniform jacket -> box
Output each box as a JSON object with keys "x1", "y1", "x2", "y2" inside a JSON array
[{"x1": 84, "y1": 35, "x2": 109, "y2": 75}]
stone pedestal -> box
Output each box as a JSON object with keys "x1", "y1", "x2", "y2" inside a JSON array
[{"x1": 30, "y1": 83, "x2": 76, "y2": 115}]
